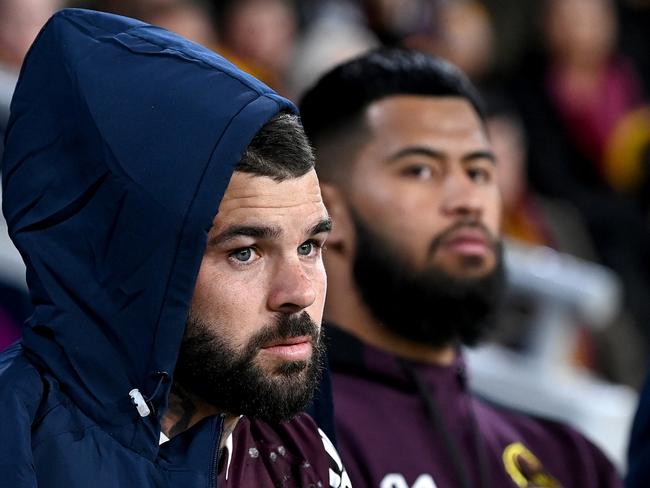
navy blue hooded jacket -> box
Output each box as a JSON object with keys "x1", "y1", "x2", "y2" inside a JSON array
[
  {"x1": 627, "y1": 367, "x2": 650, "y2": 487},
  {"x1": 0, "y1": 9, "x2": 338, "y2": 487}
]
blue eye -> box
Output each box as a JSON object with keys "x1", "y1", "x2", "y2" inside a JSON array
[
  {"x1": 298, "y1": 242, "x2": 313, "y2": 256},
  {"x1": 232, "y1": 248, "x2": 253, "y2": 262}
]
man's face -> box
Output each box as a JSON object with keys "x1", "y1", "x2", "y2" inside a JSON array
[
  {"x1": 348, "y1": 95, "x2": 500, "y2": 279},
  {"x1": 175, "y1": 169, "x2": 330, "y2": 422},
  {"x1": 342, "y1": 95, "x2": 503, "y2": 346}
]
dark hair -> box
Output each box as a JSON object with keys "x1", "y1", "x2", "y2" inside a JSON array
[
  {"x1": 236, "y1": 112, "x2": 314, "y2": 181},
  {"x1": 299, "y1": 48, "x2": 485, "y2": 179}
]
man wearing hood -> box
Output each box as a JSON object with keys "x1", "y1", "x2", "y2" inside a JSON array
[
  {"x1": 0, "y1": 8, "x2": 349, "y2": 488},
  {"x1": 300, "y1": 48, "x2": 622, "y2": 488}
]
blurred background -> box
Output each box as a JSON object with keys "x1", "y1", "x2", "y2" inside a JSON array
[{"x1": 1, "y1": 0, "x2": 649, "y2": 471}]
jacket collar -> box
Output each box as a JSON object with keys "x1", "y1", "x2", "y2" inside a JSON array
[{"x1": 326, "y1": 323, "x2": 469, "y2": 393}]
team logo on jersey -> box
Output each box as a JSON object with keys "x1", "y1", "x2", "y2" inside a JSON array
[
  {"x1": 502, "y1": 443, "x2": 562, "y2": 487},
  {"x1": 379, "y1": 473, "x2": 438, "y2": 488}
]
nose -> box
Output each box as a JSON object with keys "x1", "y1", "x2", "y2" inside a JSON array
[
  {"x1": 440, "y1": 170, "x2": 484, "y2": 220},
  {"x1": 267, "y1": 258, "x2": 317, "y2": 314}
]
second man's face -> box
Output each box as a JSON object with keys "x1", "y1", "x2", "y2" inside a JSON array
[{"x1": 346, "y1": 95, "x2": 501, "y2": 280}]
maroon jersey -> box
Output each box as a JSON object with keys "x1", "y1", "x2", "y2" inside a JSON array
[
  {"x1": 328, "y1": 326, "x2": 622, "y2": 488},
  {"x1": 218, "y1": 413, "x2": 351, "y2": 487}
]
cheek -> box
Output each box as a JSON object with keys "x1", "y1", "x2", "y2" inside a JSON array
[
  {"x1": 355, "y1": 174, "x2": 437, "y2": 231},
  {"x1": 190, "y1": 260, "x2": 259, "y2": 344},
  {"x1": 483, "y1": 188, "x2": 502, "y2": 236},
  {"x1": 353, "y1": 181, "x2": 447, "y2": 265},
  {"x1": 190, "y1": 261, "x2": 217, "y2": 315},
  {"x1": 307, "y1": 264, "x2": 328, "y2": 321},
  {"x1": 382, "y1": 191, "x2": 445, "y2": 241}
]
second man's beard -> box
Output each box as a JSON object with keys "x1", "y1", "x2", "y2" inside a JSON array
[{"x1": 351, "y1": 212, "x2": 505, "y2": 349}]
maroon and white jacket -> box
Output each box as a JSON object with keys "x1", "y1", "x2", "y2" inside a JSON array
[
  {"x1": 217, "y1": 413, "x2": 351, "y2": 487},
  {"x1": 327, "y1": 325, "x2": 622, "y2": 488}
]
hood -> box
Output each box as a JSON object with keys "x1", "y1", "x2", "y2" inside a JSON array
[{"x1": 1, "y1": 8, "x2": 296, "y2": 457}]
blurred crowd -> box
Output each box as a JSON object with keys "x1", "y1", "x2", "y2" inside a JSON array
[{"x1": 1, "y1": 0, "x2": 650, "y2": 389}]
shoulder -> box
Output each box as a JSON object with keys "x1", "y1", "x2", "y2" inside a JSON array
[
  {"x1": 474, "y1": 397, "x2": 622, "y2": 486},
  {"x1": 476, "y1": 396, "x2": 595, "y2": 447},
  {"x1": 0, "y1": 343, "x2": 88, "y2": 452},
  {"x1": 0, "y1": 344, "x2": 45, "y2": 487},
  {"x1": 0, "y1": 343, "x2": 44, "y2": 417}
]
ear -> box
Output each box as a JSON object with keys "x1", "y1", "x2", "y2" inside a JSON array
[{"x1": 320, "y1": 182, "x2": 354, "y2": 256}]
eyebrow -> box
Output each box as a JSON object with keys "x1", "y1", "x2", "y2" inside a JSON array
[
  {"x1": 209, "y1": 217, "x2": 332, "y2": 247},
  {"x1": 462, "y1": 150, "x2": 496, "y2": 164},
  {"x1": 308, "y1": 217, "x2": 332, "y2": 236},
  {"x1": 388, "y1": 146, "x2": 496, "y2": 164},
  {"x1": 210, "y1": 225, "x2": 282, "y2": 247}
]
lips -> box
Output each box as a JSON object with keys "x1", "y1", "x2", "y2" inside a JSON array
[
  {"x1": 260, "y1": 335, "x2": 313, "y2": 362},
  {"x1": 262, "y1": 335, "x2": 312, "y2": 349},
  {"x1": 441, "y1": 227, "x2": 492, "y2": 256}
]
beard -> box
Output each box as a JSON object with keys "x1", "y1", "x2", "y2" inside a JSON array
[
  {"x1": 352, "y1": 213, "x2": 506, "y2": 348},
  {"x1": 174, "y1": 311, "x2": 324, "y2": 424}
]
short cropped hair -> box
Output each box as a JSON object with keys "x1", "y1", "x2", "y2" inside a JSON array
[
  {"x1": 299, "y1": 48, "x2": 485, "y2": 180},
  {"x1": 236, "y1": 112, "x2": 314, "y2": 181}
]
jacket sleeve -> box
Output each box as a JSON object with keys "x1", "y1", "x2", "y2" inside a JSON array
[
  {"x1": 627, "y1": 369, "x2": 650, "y2": 488},
  {"x1": 0, "y1": 348, "x2": 43, "y2": 487}
]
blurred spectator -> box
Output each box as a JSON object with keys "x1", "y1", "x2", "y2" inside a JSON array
[
  {"x1": 478, "y1": 0, "x2": 539, "y2": 80},
  {"x1": 602, "y1": 105, "x2": 650, "y2": 204},
  {"x1": 75, "y1": 0, "x2": 180, "y2": 18},
  {"x1": 542, "y1": 0, "x2": 644, "y2": 166},
  {"x1": 142, "y1": 0, "x2": 218, "y2": 47},
  {"x1": 487, "y1": 98, "x2": 597, "y2": 257},
  {"x1": 69, "y1": 0, "x2": 218, "y2": 48},
  {"x1": 72, "y1": 0, "x2": 217, "y2": 42},
  {"x1": 617, "y1": 0, "x2": 650, "y2": 96},
  {"x1": 361, "y1": 0, "x2": 436, "y2": 46},
  {"x1": 486, "y1": 98, "x2": 646, "y2": 386},
  {"x1": 288, "y1": 0, "x2": 378, "y2": 99},
  {"x1": 425, "y1": 0, "x2": 495, "y2": 84},
  {"x1": 0, "y1": 0, "x2": 56, "y2": 350},
  {"x1": 354, "y1": 0, "x2": 496, "y2": 86},
  {"x1": 0, "y1": 0, "x2": 60, "y2": 69},
  {"x1": 510, "y1": 0, "x2": 650, "y2": 344},
  {"x1": 0, "y1": 0, "x2": 61, "y2": 156},
  {"x1": 214, "y1": 0, "x2": 298, "y2": 92}
]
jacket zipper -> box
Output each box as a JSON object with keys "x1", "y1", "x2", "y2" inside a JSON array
[{"x1": 209, "y1": 413, "x2": 226, "y2": 488}]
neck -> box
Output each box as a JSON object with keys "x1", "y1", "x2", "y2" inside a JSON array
[
  {"x1": 324, "y1": 258, "x2": 456, "y2": 366},
  {"x1": 161, "y1": 383, "x2": 240, "y2": 449}
]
